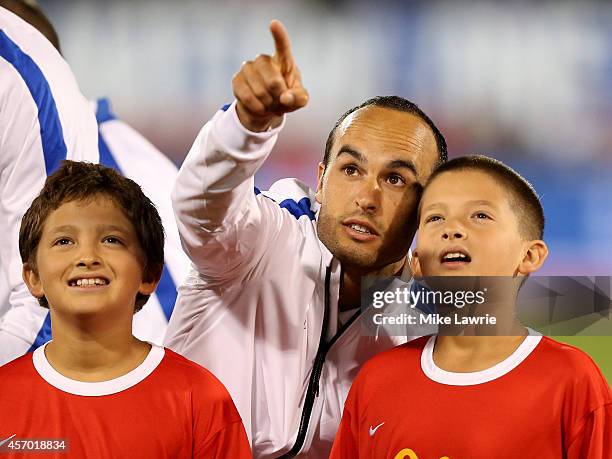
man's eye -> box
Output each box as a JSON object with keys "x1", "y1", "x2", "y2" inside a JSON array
[
  {"x1": 474, "y1": 212, "x2": 490, "y2": 220},
  {"x1": 342, "y1": 165, "x2": 358, "y2": 176},
  {"x1": 387, "y1": 174, "x2": 405, "y2": 186}
]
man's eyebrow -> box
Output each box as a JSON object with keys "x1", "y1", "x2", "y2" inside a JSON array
[
  {"x1": 387, "y1": 159, "x2": 417, "y2": 177},
  {"x1": 336, "y1": 146, "x2": 365, "y2": 163},
  {"x1": 336, "y1": 147, "x2": 419, "y2": 177}
]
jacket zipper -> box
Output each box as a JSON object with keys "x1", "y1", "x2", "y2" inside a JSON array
[
  {"x1": 277, "y1": 265, "x2": 331, "y2": 458},
  {"x1": 278, "y1": 265, "x2": 362, "y2": 458}
]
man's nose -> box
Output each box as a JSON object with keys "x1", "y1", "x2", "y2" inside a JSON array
[{"x1": 355, "y1": 178, "x2": 381, "y2": 213}]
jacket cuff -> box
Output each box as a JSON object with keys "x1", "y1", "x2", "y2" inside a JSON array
[{"x1": 212, "y1": 101, "x2": 285, "y2": 160}]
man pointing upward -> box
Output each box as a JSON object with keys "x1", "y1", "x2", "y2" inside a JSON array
[{"x1": 166, "y1": 20, "x2": 447, "y2": 458}]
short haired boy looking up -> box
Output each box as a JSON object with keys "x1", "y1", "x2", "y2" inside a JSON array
[
  {"x1": 0, "y1": 161, "x2": 251, "y2": 458},
  {"x1": 330, "y1": 156, "x2": 611, "y2": 459}
]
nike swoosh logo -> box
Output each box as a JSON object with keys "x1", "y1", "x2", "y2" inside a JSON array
[
  {"x1": 0, "y1": 434, "x2": 16, "y2": 447},
  {"x1": 369, "y1": 422, "x2": 385, "y2": 436}
]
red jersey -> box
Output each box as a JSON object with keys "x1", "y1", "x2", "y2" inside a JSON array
[
  {"x1": 330, "y1": 334, "x2": 612, "y2": 459},
  {"x1": 0, "y1": 344, "x2": 251, "y2": 458}
]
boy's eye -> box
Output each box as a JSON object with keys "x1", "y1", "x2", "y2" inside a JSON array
[
  {"x1": 103, "y1": 236, "x2": 123, "y2": 244},
  {"x1": 54, "y1": 238, "x2": 73, "y2": 246},
  {"x1": 425, "y1": 215, "x2": 442, "y2": 223},
  {"x1": 474, "y1": 212, "x2": 491, "y2": 220}
]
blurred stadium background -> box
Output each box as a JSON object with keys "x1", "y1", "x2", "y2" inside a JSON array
[{"x1": 40, "y1": 0, "x2": 611, "y2": 379}]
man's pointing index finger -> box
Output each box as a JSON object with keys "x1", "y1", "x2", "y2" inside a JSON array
[{"x1": 270, "y1": 19, "x2": 294, "y2": 75}]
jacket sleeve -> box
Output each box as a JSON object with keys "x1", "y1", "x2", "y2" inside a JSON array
[
  {"x1": 0, "y1": 103, "x2": 50, "y2": 364},
  {"x1": 171, "y1": 101, "x2": 285, "y2": 281}
]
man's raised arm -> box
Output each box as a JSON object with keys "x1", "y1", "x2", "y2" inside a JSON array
[{"x1": 171, "y1": 20, "x2": 308, "y2": 279}]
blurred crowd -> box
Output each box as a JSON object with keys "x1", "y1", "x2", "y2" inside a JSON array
[{"x1": 43, "y1": 0, "x2": 612, "y2": 274}]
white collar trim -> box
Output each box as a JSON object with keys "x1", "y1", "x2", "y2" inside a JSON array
[
  {"x1": 32, "y1": 342, "x2": 165, "y2": 396},
  {"x1": 421, "y1": 329, "x2": 542, "y2": 386}
]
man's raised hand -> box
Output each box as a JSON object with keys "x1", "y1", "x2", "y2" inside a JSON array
[{"x1": 232, "y1": 20, "x2": 309, "y2": 132}]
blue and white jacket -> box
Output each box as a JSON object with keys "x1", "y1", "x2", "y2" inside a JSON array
[{"x1": 0, "y1": 6, "x2": 98, "y2": 363}]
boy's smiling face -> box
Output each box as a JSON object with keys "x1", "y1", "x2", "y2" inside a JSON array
[
  {"x1": 23, "y1": 195, "x2": 157, "y2": 317},
  {"x1": 413, "y1": 169, "x2": 545, "y2": 277}
]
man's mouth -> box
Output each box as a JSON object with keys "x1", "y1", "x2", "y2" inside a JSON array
[
  {"x1": 348, "y1": 223, "x2": 373, "y2": 234},
  {"x1": 68, "y1": 277, "x2": 110, "y2": 287},
  {"x1": 342, "y1": 219, "x2": 379, "y2": 236},
  {"x1": 342, "y1": 219, "x2": 380, "y2": 241}
]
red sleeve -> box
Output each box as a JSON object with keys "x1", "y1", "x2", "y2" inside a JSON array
[
  {"x1": 189, "y1": 364, "x2": 252, "y2": 458},
  {"x1": 195, "y1": 420, "x2": 252, "y2": 459},
  {"x1": 329, "y1": 374, "x2": 362, "y2": 459},
  {"x1": 566, "y1": 403, "x2": 612, "y2": 459}
]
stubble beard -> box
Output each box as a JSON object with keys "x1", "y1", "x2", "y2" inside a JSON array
[{"x1": 317, "y1": 210, "x2": 387, "y2": 272}]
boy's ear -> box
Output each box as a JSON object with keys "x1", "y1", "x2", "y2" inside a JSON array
[
  {"x1": 315, "y1": 162, "x2": 325, "y2": 204},
  {"x1": 517, "y1": 240, "x2": 548, "y2": 276},
  {"x1": 410, "y1": 250, "x2": 423, "y2": 278},
  {"x1": 139, "y1": 264, "x2": 163, "y2": 296},
  {"x1": 22, "y1": 262, "x2": 44, "y2": 299}
]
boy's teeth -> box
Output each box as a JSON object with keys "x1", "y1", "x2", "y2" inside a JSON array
[
  {"x1": 350, "y1": 224, "x2": 371, "y2": 234},
  {"x1": 73, "y1": 278, "x2": 108, "y2": 286},
  {"x1": 443, "y1": 252, "x2": 468, "y2": 261}
]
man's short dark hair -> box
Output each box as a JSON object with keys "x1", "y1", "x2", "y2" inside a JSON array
[
  {"x1": 19, "y1": 160, "x2": 164, "y2": 311},
  {"x1": 427, "y1": 155, "x2": 545, "y2": 240},
  {"x1": 323, "y1": 96, "x2": 448, "y2": 169},
  {"x1": 0, "y1": 0, "x2": 61, "y2": 52}
]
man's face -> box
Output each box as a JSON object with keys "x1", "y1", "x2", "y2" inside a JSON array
[
  {"x1": 414, "y1": 169, "x2": 529, "y2": 277},
  {"x1": 316, "y1": 106, "x2": 438, "y2": 272},
  {"x1": 23, "y1": 195, "x2": 157, "y2": 319}
]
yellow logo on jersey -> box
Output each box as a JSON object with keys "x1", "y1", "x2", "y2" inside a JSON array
[{"x1": 394, "y1": 448, "x2": 450, "y2": 459}]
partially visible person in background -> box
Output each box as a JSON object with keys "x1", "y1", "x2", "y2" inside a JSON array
[
  {"x1": 0, "y1": 3, "x2": 99, "y2": 364},
  {"x1": 0, "y1": 0, "x2": 190, "y2": 362}
]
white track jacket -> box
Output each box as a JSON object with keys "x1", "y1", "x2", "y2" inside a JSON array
[
  {"x1": 165, "y1": 102, "x2": 408, "y2": 458},
  {"x1": 0, "y1": 7, "x2": 98, "y2": 364}
]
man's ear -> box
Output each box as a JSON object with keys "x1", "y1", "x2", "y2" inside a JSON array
[
  {"x1": 517, "y1": 240, "x2": 548, "y2": 276},
  {"x1": 23, "y1": 262, "x2": 44, "y2": 299},
  {"x1": 315, "y1": 162, "x2": 325, "y2": 204},
  {"x1": 410, "y1": 250, "x2": 423, "y2": 278}
]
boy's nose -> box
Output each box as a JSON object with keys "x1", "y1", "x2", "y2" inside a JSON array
[
  {"x1": 76, "y1": 256, "x2": 101, "y2": 268},
  {"x1": 76, "y1": 245, "x2": 102, "y2": 268},
  {"x1": 442, "y1": 223, "x2": 466, "y2": 240}
]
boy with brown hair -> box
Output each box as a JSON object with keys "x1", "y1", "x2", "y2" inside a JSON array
[
  {"x1": 0, "y1": 161, "x2": 251, "y2": 458},
  {"x1": 330, "y1": 155, "x2": 611, "y2": 458}
]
